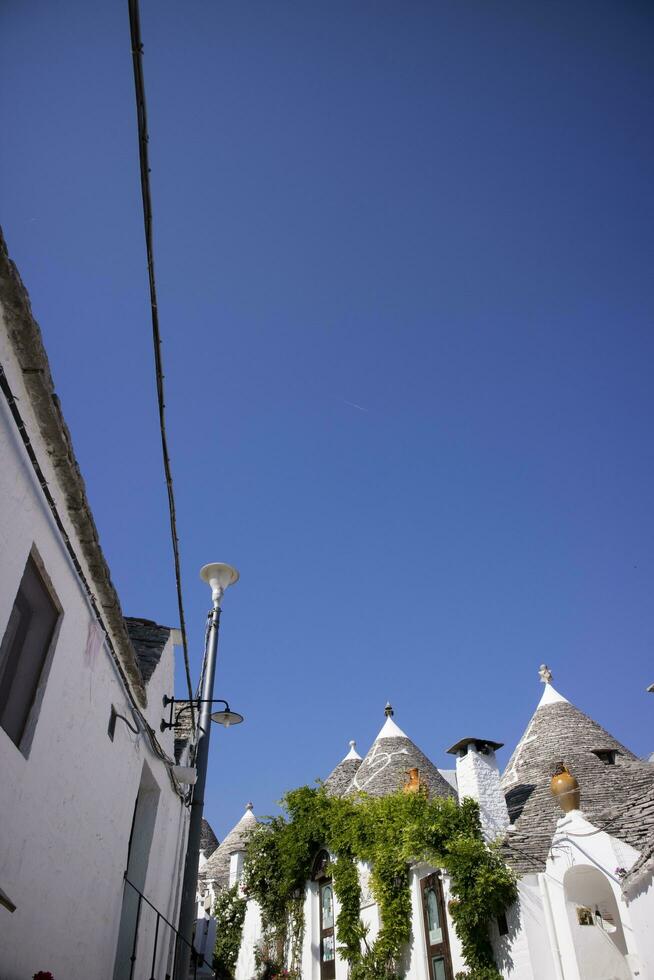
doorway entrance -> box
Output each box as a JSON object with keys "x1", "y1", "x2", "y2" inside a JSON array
[
  {"x1": 312, "y1": 850, "x2": 336, "y2": 980},
  {"x1": 420, "y1": 873, "x2": 454, "y2": 980},
  {"x1": 113, "y1": 763, "x2": 160, "y2": 980}
]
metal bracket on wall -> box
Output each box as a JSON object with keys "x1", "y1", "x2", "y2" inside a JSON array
[{"x1": 108, "y1": 705, "x2": 140, "y2": 741}]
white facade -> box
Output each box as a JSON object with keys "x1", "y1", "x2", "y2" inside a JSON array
[
  {"x1": 228, "y1": 807, "x2": 654, "y2": 980},
  {"x1": 221, "y1": 689, "x2": 654, "y2": 980},
  {"x1": 0, "y1": 249, "x2": 191, "y2": 979}
]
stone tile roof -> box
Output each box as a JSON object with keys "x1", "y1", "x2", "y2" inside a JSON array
[
  {"x1": 500, "y1": 685, "x2": 654, "y2": 874},
  {"x1": 201, "y1": 818, "x2": 219, "y2": 858},
  {"x1": 324, "y1": 741, "x2": 362, "y2": 797},
  {"x1": 0, "y1": 229, "x2": 148, "y2": 706},
  {"x1": 124, "y1": 618, "x2": 171, "y2": 685},
  {"x1": 344, "y1": 710, "x2": 456, "y2": 800},
  {"x1": 623, "y1": 825, "x2": 654, "y2": 891},
  {"x1": 202, "y1": 804, "x2": 257, "y2": 889}
]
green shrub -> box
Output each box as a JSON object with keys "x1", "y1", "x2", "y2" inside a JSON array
[{"x1": 242, "y1": 786, "x2": 516, "y2": 979}]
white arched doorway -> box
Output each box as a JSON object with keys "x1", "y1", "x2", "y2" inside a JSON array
[{"x1": 563, "y1": 865, "x2": 631, "y2": 980}]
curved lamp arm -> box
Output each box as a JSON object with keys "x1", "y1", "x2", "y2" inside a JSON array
[{"x1": 160, "y1": 696, "x2": 230, "y2": 732}]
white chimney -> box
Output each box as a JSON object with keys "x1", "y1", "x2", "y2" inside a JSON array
[
  {"x1": 229, "y1": 849, "x2": 245, "y2": 888},
  {"x1": 447, "y1": 738, "x2": 510, "y2": 841}
]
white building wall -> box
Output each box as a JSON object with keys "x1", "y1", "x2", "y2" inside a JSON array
[
  {"x1": 624, "y1": 881, "x2": 654, "y2": 980},
  {"x1": 235, "y1": 899, "x2": 263, "y2": 980},
  {"x1": 490, "y1": 874, "x2": 547, "y2": 980},
  {"x1": 358, "y1": 859, "x2": 381, "y2": 954},
  {"x1": 440, "y1": 872, "x2": 466, "y2": 976},
  {"x1": 543, "y1": 810, "x2": 649, "y2": 980},
  {"x1": 0, "y1": 333, "x2": 188, "y2": 979}
]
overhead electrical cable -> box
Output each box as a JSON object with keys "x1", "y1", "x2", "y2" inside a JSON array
[{"x1": 127, "y1": 0, "x2": 195, "y2": 732}]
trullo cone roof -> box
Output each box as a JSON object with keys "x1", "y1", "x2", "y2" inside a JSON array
[
  {"x1": 501, "y1": 680, "x2": 654, "y2": 873},
  {"x1": 344, "y1": 707, "x2": 456, "y2": 799},
  {"x1": 324, "y1": 741, "x2": 363, "y2": 797},
  {"x1": 201, "y1": 803, "x2": 257, "y2": 889}
]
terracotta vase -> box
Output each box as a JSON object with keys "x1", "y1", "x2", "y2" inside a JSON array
[{"x1": 551, "y1": 765, "x2": 580, "y2": 813}]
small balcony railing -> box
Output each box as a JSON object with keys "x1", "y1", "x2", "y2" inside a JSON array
[{"x1": 123, "y1": 875, "x2": 216, "y2": 980}]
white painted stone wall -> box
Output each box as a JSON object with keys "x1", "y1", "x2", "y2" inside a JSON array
[
  {"x1": 623, "y1": 881, "x2": 654, "y2": 979},
  {"x1": 542, "y1": 810, "x2": 650, "y2": 980},
  {"x1": 235, "y1": 898, "x2": 263, "y2": 979},
  {"x1": 0, "y1": 328, "x2": 189, "y2": 979},
  {"x1": 234, "y1": 858, "x2": 479, "y2": 980},
  {"x1": 490, "y1": 874, "x2": 550, "y2": 980}
]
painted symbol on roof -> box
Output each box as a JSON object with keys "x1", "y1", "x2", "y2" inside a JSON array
[{"x1": 352, "y1": 740, "x2": 410, "y2": 791}]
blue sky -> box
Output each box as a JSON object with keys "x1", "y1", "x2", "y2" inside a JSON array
[{"x1": 2, "y1": 0, "x2": 653, "y2": 839}]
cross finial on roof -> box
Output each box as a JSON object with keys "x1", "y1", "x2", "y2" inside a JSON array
[
  {"x1": 539, "y1": 664, "x2": 553, "y2": 684},
  {"x1": 385, "y1": 702, "x2": 394, "y2": 718}
]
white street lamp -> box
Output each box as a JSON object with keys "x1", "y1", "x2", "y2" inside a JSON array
[{"x1": 175, "y1": 562, "x2": 240, "y2": 979}]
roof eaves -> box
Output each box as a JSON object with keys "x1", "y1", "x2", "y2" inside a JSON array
[{"x1": 0, "y1": 229, "x2": 147, "y2": 707}]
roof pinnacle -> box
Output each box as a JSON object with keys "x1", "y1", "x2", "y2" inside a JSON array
[
  {"x1": 539, "y1": 664, "x2": 553, "y2": 685},
  {"x1": 344, "y1": 740, "x2": 362, "y2": 761},
  {"x1": 385, "y1": 702, "x2": 394, "y2": 718}
]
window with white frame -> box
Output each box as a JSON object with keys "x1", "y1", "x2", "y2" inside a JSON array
[{"x1": 0, "y1": 552, "x2": 61, "y2": 749}]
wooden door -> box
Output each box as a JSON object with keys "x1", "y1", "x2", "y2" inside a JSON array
[
  {"x1": 421, "y1": 873, "x2": 454, "y2": 980},
  {"x1": 319, "y1": 877, "x2": 336, "y2": 980}
]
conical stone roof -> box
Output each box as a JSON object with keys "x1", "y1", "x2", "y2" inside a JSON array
[
  {"x1": 501, "y1": 675, "x2": 654, "y2": 874},
  {"x1": 201, "y1": 803, "x2": 257, "y2": 889},
  {"x1": 344, "y1": 706, "x2": 456, "y2": 800},
  {"x1": 324, "y1": 741, "x2": 362, "y2": 797},
  {"x1": 200, "y1": 818, "x2": 219, "y2": 858}
]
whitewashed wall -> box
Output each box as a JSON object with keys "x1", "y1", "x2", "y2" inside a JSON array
[
  {"x1": 0, "y1": 331, "x2": 189, "y2": 979},
  {"x1": 490, "y1": 874, "x2": 550, "y2": 980},
  {"x1": 235, "y1": 899, "x2": 262, "y2": 979},
  {"x1": 624, "y1": 880, "x2": 654, "y2": 979},
  {"x1": 542, "y1": 810, "x2": 650, "y2": 980}
]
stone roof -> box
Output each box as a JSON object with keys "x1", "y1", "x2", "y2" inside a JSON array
[
  {"x1": 125, "y1": 618, "x2": 171, "y2": 684},
  {"x1": 344, "y1": 707, "x2": 456, "y2": 800},
  {"x1": 500, "y1": 681, "x2": 654, "y2": 874},
  {"x1": 200, "y1": 818, "x2": 219, "y2": 858},
  {"x1": 623, "y1": 827, "x2": 654, "y2": 892},
  {"x1": 0, "y1": 229, "x2": 147, "y2": 706},
  {"x1": 202, "y1": 804, "x2": 257, "y2": 889},
  {"x1": 324, "y1": 741, "x2": 362, "y2": 797}
]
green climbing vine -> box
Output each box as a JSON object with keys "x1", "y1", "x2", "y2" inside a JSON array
[
  {"x1": 213, "y1": 884, "x2": 247, "y2": 980},
  {"x1": 242, "y1": 785, "x2": 517, "y2": 980}
]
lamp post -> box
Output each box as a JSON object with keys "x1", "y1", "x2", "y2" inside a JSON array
[{"x1": 174, "y1": 562, "x2": 239, "y2": 980}]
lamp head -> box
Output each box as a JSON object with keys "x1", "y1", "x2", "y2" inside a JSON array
[
  {"x1": 211, "y1": 708, "x2": 244, "y2": 728},
  {"x1": 200, "y1": 562, "x2": 239, "y2": 605}
]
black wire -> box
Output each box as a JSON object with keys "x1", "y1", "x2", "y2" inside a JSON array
[{"x1": 127, "y1": 0, "x2": 195, "y2": 732}]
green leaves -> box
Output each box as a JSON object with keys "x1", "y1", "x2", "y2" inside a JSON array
[
  {"x1": 242, "y1": 786, "x2": 517, "y2": 980},
  {"x1": 213, "y1": 885, "x2": 247, "y2": 979}
]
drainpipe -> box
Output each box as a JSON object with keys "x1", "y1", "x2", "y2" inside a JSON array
[{"x1": 538, "y1": 874, "x2": 565, "y2": 980}]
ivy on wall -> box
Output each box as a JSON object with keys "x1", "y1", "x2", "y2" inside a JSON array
[
  {"x1": 242, "y1": 785, "x2": 517, "y2": 980},
  {"x1": 213, "y1": 884, "x2": 247, "y2": 980}
]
